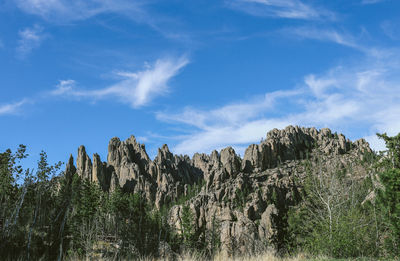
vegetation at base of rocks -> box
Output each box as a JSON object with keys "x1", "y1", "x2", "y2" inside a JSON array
[
  {"x1": 285, "y1": 132, "x2": 400, "y2": 259},
  {"x1": 172, "y1": 179, "x2": 206, "y2": 207},
  {"x1": 1, "y1": 130, "x2": 400, "y2": 260},
  {"x1": 0, "y1": 148, "x2": 174, "y2": 260},
  {"x1": 286, "y1": 164, "x2": 376, "y2": 257},
  {"x1": 65, "y1": 251, "x2": 391, "y2": 261},
  {"x1": 234, "y1": 185, "x2": 251, "y2": 211},
  {"x1": 0, "y1": 146, "x2": 219, "y2": 260},
  {"x1": 375, "y1": 132, "x2": 400, "y2": 256}
]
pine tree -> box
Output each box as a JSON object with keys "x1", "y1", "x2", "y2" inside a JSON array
[
  {"x1": 376, "y1": 132, "x2": 400, "y2": 256},
  {"x1": 180, "y1": 204, "x2": 196, "y2": 250}
]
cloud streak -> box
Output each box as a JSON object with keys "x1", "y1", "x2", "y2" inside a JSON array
[
  {"x1": 361, "y1": 0, "x2": 385, "y2": 4},
  {"x1": 282, "y1": 27, "x2": 360, "y2": 49},
  {"x1": 280, "y1": 26, "x2": 391, "y2": 58},
  {"x1": 0, "y1": 99, "x2": 29, "y2": 115},
  {"x1": 227, "y1": 0, "x2": 335, "y2": 20},
  {"x1": 14, "y1": 0, "x2": 190, "y2": 42},
  {"x1": 15, "y1": 0, "x2": 146, "y2": 23},
  {"x1": 16, "y1": 24, "x2": 45, "y2": 58},
  {"x1": 51, "y1": 56, "x2": 189, "y2": 108},
  {"x1": 157, "y1": 51, "x2": 400, "y2": 156}
]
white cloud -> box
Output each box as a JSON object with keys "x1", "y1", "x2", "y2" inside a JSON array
[
  {"x1": 381, "y1": 20, "x2": 400, "y2": 40},
  {"x1": 156, "y1": 90, "x2": 301, "y2": 155},
  {"x1": 282, "y1": 27, "x2": 360, "y2": 49},
  {"x1": 280, "y1": 27, "x2": 392, "y2": 58},
  {"x1": 157, "y1": 51, "x2": 400, "y2": 156},
  {"x1": 0, "y1": 99, "x2": 29, "y2": 115},
  {"x1": 14, "y1": 0, "x2": 188, "y2": 42},
  {"x1": 361, "y1": 0, "x2": 385, "y2": 4},
  {"x1": 158, "y1": 89, "x2": 301, "y2": 129},
  {"x1": 16, "y1": 24, "x2": 45, "y2": 58},
  {"x1": 51, "y1": 80, "x2": 76, "y2": 95},
  {"x1": 228, "y1": 0, "x2": 335, "y2": 20},
  {"x1": 51, "y1": 56, "x2": 189, "y2": 108},
  {"x1": 15, "y1": 0, "x2": 145, "y2": 22}
]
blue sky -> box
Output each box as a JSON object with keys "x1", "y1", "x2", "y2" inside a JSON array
[{"x1": 1, "y1": 0, "x2": 400, "y2": 169}]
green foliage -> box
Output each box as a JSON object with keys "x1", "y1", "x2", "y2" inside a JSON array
[
  {"x1": 234, "y1": 186, "x2": 250, "y2": 211},
  {"x1": 0, "y1": 145, "x2": 28, "y2": 206},
  {"x1": 36, "y1": 150, "x2": 62, "y2": 182},
  {"x1": 181, "y1": 204, "x2": 197, "y2": 249},
  {"x1": 3, "y1": 133, "x2": 400, "y2": 260},
  {"x1": 171, "y1": 179, "x2": 205, "y2": 207},
  {"x1": 267, "y1": 187, "x2": 279, "y2": 206},
  {"x1": 377, "y1": 132, "x2": 400, "y2": 168},
  {"x1": 108, "y1": 188, "x2": 162, "y2": 257},
  {"x1": 0, "y1": 145, "x2": 63, "y2": 260},
  {"x1": 209, "y1": 212, "x2": 221, "y2": 256},
  {"x1": 286, "y1": 158, "x2": 377, "y2": 258},
  {"x1": 0, "y1": 146, "x2": 168, "y2": 260},
  {"x1": 376, "y1": 169, "x2": 400, "y2": 255},
  {"x1": 68, "y1": 176, "x2": 102, "y2": 254},
  {"x1": 376, "y1": 132, "x2": 400, "y2": 256}
]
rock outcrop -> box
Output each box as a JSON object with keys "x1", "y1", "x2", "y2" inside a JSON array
[
  {"x1": 76, "y1": 145, "x2": 92, "y2": 181},
  {"x1": 66, "y1": 135, "x2": 203, "y2": 207},
  {"x1": 64, "y1": 125, "x2": 373, "y2": 255}
]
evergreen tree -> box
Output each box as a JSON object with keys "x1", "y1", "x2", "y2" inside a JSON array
[
  {"x1": 376, "y1": 132, "x2": 400, "y2": 256},
  {"x1": 286, "y1": 156, "x2": 376, "y2": 258},
  {"x1": 180, "y1": 204, "x2": 197, "y2": 250}
]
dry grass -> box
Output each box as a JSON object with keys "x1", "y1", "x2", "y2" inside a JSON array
[
  {"x1": 139, "y1": 251, "x2": 316, "y2": 261},
  {"x1": 177, "y1": 252, "x2": 308, "y2": 261},
  {"x1": 66, "y1": 250, "x2": 384, "y2": 261}
]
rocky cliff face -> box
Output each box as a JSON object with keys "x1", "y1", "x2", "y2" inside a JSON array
[
  {"x1": 66, "y1": 135, "x2": 203, "y2": 208},
  {"x1": 65, "y1": 126, "x2": 373, "y2": 255}
]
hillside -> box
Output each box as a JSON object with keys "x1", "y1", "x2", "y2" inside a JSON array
[{"x1": 60, "y1": 125, "x2": 377, "y2": 258}]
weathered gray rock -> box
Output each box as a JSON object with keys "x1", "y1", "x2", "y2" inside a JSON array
[
  {"x1": 240, "y1": 126, "x2": 366, "y2": 174},
  {"x1": 92, "y1": 153, "x2": 111, "y2": 191},
  {"x1": 220, "y1": 147, "x2": 241, "y2": 178},
  {"x1": 259, "y1": 204, "x2": 278, "y2": 241},
  {"x1": 64, "y1": 125, "x2": 374, "y2": 256},
  {"x1": 76, "y1": 145, "x2": 92, "y2": 181}
]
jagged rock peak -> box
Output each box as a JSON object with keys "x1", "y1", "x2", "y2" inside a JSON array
[
  {"x1": 220, "y1": 147, "x2": 241, "y2": 177},
  {"x1": 155, "y1": 144, "x2": 174, "y2": 164},
  {"x1": 107, "y1": 135, "x2": 151, "y2": 168},
  {"x1": 76, "y1": 145, "x2": 93, "y2": 181},
  {"x1": 107, "y1": 137, "x2": 122, "y2": 166},
  {"x1": 126, "y1": 135, "x2": 151, "y2": 161},
  {"x1": 92, "y1": 153, "x2": 111, "y2": 191},
  {"x1": 242, "y1": 125, "x2": 372, "y2": 173}
]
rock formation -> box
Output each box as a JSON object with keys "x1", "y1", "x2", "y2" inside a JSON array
[
  {"x1": 66, "y1": 135, "x2": 203, "y2": 207},
  {"x1": 64, "y1": 125, "x2": 373, "y2": 255}
]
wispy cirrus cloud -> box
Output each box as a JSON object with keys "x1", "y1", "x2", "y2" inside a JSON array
[
  {"x1": 227, "y1": 0, "x2": 335, "y2": 20},
  {"x1": 381, "y1": 20, "x2": 400, "y2": 40},
  {"x1": 156, "y1": 92, "x2": 297, "y2": 155},
  {"x1": 281, "y1": 27, "x2": 360, "y2": 49},
  {"x1": 16, "y1": 24, "x2": 45, "y2": 58},
  {"x1": 14, "y1": 0, "x2": 191, "y2": 43},
  {"x1": 361, "y1": 0, "x2": 385, "y2": 4},
  {"x1": 50, "y1": 80, "x2": 76, "y2": 96},
  {"x1": 51, "y1": 56, "x2": 189, "y2": 108},
  {"x1": 0, "y1": 99, "x2": 30, "y2": 115},
  {"x1": 157, "y1": 51, "x2": 400, "y2": 156},
  {"x1": 158, "y1": 89, "x2": 301, "y2": 130},
  {"x1": 280, "y1": 26, "x2": 391, "y2": 58},
  {"x1": 15, "y1": 0, "x2": 146, "y2": 22}
]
